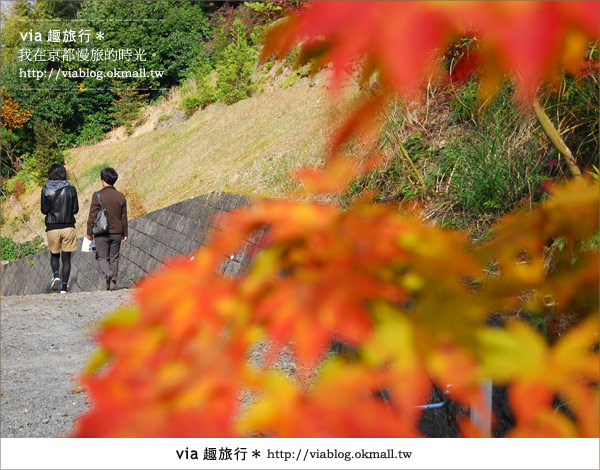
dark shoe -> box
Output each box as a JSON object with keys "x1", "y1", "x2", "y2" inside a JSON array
[
  {"x1": 51, "y1": 272, "x2": 61, "y2": 291},
  {"x1": 106, "y1": 274, "x2": 113, "y2": 291},
  {"x1": 60, "y1": 283, "x2": 68, "y2": 294},
  {"x1": 109, "y1": 279, "x2": 117, "y2": 291}
]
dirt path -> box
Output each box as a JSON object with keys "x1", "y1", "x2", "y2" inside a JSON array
[{"x1": 1, "y1": 290, "x2": 132, "y2": 437}]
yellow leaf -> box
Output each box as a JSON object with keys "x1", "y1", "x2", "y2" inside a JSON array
[
  {"x1": 157, "y1": 361, "x2": 189, "y2": 390},
  {"x1": 508, "y1": 409, "x2": 579, "y2": 438},
  {"x1": 402, "y1": 272, "x2": 424, "y2": 292},
  {"x1": 84, "y1": 348, "x2": 111, "y2": 375},
  {"x1": 240, "y1": 247, "x2": 283, "y2": 296},
  {"x1": 552, "y1": 314, "x2": 600, "y2": 382},
  {"x1": 363, "y1": 303, "x2": 417, "y2": 369},
  {"x1": 101, "y1": 306, "x2": 140, "y2": 327},
  {"x1": 477, "y1": 321, "x2": 546, "y2": 382},
  {"x1": 236, "y1": 372, "x2": 298, "y2": 435}
]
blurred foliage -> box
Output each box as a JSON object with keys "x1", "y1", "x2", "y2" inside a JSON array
[
  {"x1": 74, "y1": 2, "x2": 599, "y2": 439},
  {"x1": 74, "y1": 177, "x2": 599, "y2": 438}
]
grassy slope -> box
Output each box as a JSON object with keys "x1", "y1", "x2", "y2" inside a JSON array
[{"x1": 2, "y1": 74, "x2": 338, "y2": 243}]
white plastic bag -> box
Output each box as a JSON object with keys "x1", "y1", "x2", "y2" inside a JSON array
[{"x1": 81, "y1": 237, "x2": 95, "y2": 252}]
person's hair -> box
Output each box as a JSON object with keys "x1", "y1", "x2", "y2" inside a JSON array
[
  {"x1": 48, "y1": 163, "x2": 67, "y2": 180},
  {"x1": 100, "y1": 167, "x2": 118, "y2": 185}
]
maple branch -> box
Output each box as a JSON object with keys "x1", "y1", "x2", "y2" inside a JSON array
[{"x1": 533, "y1": 98, "x2": 582, "y2": 177}]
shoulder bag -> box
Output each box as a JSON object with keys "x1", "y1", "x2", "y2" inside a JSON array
[{"x1": 92, "y1": 191, "x2": 110, "y2": 235}]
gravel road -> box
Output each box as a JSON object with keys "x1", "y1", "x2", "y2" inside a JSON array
[
  {"x1": 0, "y1": 289, "x2": 474, "y2": 438},
  {"x1": 1, "y1": 290, "x2": 132, "y2": 437}
]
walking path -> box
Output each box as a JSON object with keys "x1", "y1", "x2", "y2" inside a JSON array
[
  {"x1": 1, "y1": 289, "x2": 483, "y2": 438},
  {"x1": 1, "y1": 290, "x2": 132, "y2": 437}
]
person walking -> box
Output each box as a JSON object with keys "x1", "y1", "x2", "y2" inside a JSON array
[
  {"x1": 86, "y1": 167, "x2": 128, "y2": 291},
  {"x1": 41, "y1": 163, "x2": 79, "y2": 294}
]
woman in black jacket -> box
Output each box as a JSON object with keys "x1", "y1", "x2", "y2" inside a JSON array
[{"x1": 41, "y1": 163, "x2": 79, "y2": 293}]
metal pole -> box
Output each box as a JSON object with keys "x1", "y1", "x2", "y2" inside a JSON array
[{"x1": 470, "y1": 378, "x2": 493, "y2": 437}]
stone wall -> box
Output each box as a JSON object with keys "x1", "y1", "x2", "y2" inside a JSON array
[{"x1": 1, "y1": 192, "x2": 251, "y2": 296}]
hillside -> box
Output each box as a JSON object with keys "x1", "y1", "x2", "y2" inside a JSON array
[{"x1": 2, "y1": 71, "x2": 337, "y2": 243}]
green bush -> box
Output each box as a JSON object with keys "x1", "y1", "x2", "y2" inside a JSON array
[
  {"x1": 215, "y1": 20, "x2": 257, "y2": 105},
  {"x1": 343, "y1": 81, "x2": 549, "y2": 230},
  {"x1": 109, "y1": 85, "x2": 149, "y2": 135},
  {"x1": 282, "y1": 63, "x2": 312, "y2": 89},
  {"x1": 33, "y1": 122, "x2": 65, "y2": 184},
  {"x1": 1, "y1": 235, "x2": 45, "y2": 261},
  {"x1": 281, "y1": 74, "x2": 300, "y2": 89},
  {"x1": 76, "y1": 112, "x2": 111, "y2": 146},
  {"x1": 180, "y1": 77, "x2": 216, "y2": 116},
  {"x1": 20, "y1": 152, "x2": 39, "y2": 180},
  {"x1": 3, "y1": 153, "x2": 40, "y2": 197},
  {"x1": 181, "y1": 96, "x2": 201, "y2": 116}
]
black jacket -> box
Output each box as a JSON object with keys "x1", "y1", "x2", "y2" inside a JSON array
[{"x1": 41, "y1": 184, "x2": 79, "y2": 231}]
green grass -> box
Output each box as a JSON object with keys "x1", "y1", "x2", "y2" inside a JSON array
[
  {"x1": 342, "y1": 80, "x2": 553, "y2": 231},
  {"x1": 76, "y1": 161, "x2": 110, "y2": 192},
  {"x1": 1, "y1": 235, "x2": 45, "y2": 261},
  {"x1": 80, "y1": 162, "x2": 110, "y2": 181},
  {"x1": 60, "y1": 78, "x2": 331, "y2": 221},
  {"x1": 431, "y1": 129, "x2": 544, "y2": 216}
]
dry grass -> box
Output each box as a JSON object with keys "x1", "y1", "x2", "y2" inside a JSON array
[{"x1": 2, "y1": 72, "x2": 353, "y2": 242}]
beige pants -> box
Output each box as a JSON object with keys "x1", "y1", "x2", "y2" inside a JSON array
[{"x1": 47, "y1": 227, "x2": 77, "y2": 253}]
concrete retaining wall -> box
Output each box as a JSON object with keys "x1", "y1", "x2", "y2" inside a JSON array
[{"x1": 1, "y1": 192, "x2": 251, "y2": 296}]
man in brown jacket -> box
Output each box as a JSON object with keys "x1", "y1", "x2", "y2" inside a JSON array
[{"x1": 86, "y1": 167, "x2": 128, "y2": 291}]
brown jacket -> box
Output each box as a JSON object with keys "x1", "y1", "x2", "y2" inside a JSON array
[{"x1": 87, "y1": 186, "x2": 128, "y2": 237}]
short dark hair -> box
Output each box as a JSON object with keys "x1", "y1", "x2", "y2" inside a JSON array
[
  {"x1": 100, "y1": 167, "x2": 118, "y2": 185},
  {"x1": 48, "y1": 163, "x2": 67, "y2": 180}
]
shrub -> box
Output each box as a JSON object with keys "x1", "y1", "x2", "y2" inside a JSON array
[
  {"x1": 180, "y1": 96, "x2": 201, "y2": 116},
  {"x1": 76, "y1": 113, "x2": 111, "y2": 146},
  {"x1": 3, "y1": 153, "x2": 39, "y2": 197},
  {"x1": 5, "y1": 177, "x2": 26, "y2": 199},
  {"x1": 1, "y1": 235, "x2": 45, "y2": 261},
  {"x1": 109, "y1": 84, "x2": 149, "y2": 135},
  {"x1": 33, "y1": 122, "x2": 65, "y2": 185},
  {"x1": 347, "y1": 81, "x2": 549, "y2": 229},
  {"x1": 19, "y1": 152, "x2": 39, "y2": 182},
  {"x1": 215, "y1": 20, "x2": 257, "y2": 104},
  {"x1": 180, "y1": 77, "x2": 216, "y2": 116}
]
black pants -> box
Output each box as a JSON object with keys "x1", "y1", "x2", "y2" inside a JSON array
[{"x1": 94, "y1": 233, "x2": 122, "y2": 281}]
